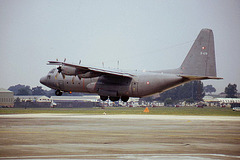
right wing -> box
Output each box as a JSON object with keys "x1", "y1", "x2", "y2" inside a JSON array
[{"x1": 48, "y1": 61, "x2": 134, "y2": 78}]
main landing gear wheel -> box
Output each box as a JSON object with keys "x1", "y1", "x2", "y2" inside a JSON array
[
  {"x1": 100, "y1": 96, "x2": 108, "y2": 101},
  {"x1": 121, "y1": 96, "x2": 129, "y2": 102},
  {"x1": 55, "y1": 90, "x2": 63, "y2": 96},
  {"x1": 109, "y1": 96, "x2": 120, "y2": 101}
]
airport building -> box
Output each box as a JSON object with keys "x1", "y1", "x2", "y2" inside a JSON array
[
  {"x1": 14, "y1": 96, "x2": 52, "y2": 102},
  {"x1": 50, "y1": 96, "x2": 100, "y2": 108},
  {"x1": 0, "y1": 88, "x2": 14, "y2": 107},
  {"x1": 203, "y1": 96, "x2": 240, "y2": 107}
]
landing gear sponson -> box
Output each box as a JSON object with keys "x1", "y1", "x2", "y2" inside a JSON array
[{"x1": 55, "y1": 90, "x2": 129, "y2": 102}]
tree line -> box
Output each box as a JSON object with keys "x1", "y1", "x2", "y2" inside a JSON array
[
  {"x1": 142, "y1": 81, "x2": 238, "y2": 103},
  {"x1": 8, "y1": 84, "x2": 83, "y2": 97}
]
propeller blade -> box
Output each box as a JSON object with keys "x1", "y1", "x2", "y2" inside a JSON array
[
  {"x1": 72, "y1": 76, "x2": 75, "y2": 84},
  {"x1": 62, "y1": 73, "x2": 66, "y2": 79},
  {"x1": 55, "y1": 72, "x2": 59, "y2": 79}
]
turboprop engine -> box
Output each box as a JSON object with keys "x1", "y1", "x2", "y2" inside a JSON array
[
  {"x1": 60, "y1": 66, "x2": 77, "y2": 75},
  {"x1": 56, "y1": 66, "x2": 100, "y2": 79},
  {"x1": 77, "y1": 71, "x2": 100, "y2": 79}
]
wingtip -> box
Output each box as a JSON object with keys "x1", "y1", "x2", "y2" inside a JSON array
[{"x1": 47, "y1": 61, "x2": 63, "y2": 65}]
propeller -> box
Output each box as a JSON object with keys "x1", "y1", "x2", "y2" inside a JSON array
[
  {"x1": 55, "y1": 71, "x2": 65, "y2": 79},
  {"x1": 55, "y1": 60, "x2": 66, "y2": 79},
  {"x1": 56, "y1": 67, "x2": 65, "y2": 79},
  {"x1": 57, "y1": 66, "x2": 62, "y2": 73}
]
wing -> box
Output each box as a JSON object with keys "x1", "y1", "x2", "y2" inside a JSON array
[{"x1": 48, "y1": 61, "x2": 134, "y2": 78}]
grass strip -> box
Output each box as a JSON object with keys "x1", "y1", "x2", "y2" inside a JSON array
[{"x1": 0, "y1": 107, "x2": 240, "y2": 116}]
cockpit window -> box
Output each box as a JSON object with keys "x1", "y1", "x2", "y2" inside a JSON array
[{"x1": 49, "y1": 68, "x2": 56, "y2": 74}]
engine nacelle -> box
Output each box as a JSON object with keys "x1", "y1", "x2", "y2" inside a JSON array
[
  {"x1": 77, "y1": 72, "x2": 100, "y2": 78},
  {"x1": 61, "y1": 66, "x2": 77, "y2": 75}
]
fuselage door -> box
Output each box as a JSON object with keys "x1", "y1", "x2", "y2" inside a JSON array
[{"x1": 131, "y1": 81, "x2": 138, "y2": 96}]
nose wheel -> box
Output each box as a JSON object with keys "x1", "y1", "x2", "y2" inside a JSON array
[{"x1": 55, "y1": 90, "x2": 63, "y2": 96}]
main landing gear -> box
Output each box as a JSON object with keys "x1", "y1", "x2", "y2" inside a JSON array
[{"x1": 100, "y1": 96, "x2": 129, "y2": 102}]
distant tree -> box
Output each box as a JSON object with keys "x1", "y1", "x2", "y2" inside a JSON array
[
  {"x1": 44, "y1": 89, "x2": 56, "y2": 97},
  {"x1": 225, "y1": 83, "x2": 237, "y2": 98},
  {"x1": 9, "y1": 84, "x2": 32, "y2": 95},
  {"x1": 8, "y1": 84, "x2": 26, "y2": 95},
  {"x1": 204, "y1": 85, "x2": 216, "y2": 94},
  {"x1": 141, "y1": 96, "x2": 153, "y2": 102},
  {"x1": 15, "y1": 97, "x2": 21, "y2": 103},
  {"x1": 32, "y1": 86, "x2": 45, "y2": 95},
  {"x1": 17, "y1": 86, "x2": 32, "y2": 95},
  {"x1": 192, "y1": 81, "x2": 205, "y2": 101},
  {"x1": 157, "y1": 80, "x2": 205, "y2": 102},
  {"x1": 164, "y1": 98, "x2": 173, "y2": 106},
  {"x1": 185, "y1": 98, "x2": 194, "y2": 104}
]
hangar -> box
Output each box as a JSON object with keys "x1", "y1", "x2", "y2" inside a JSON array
[{"x1": 0, "y1": 88, "x2": 14, "y2": 107}]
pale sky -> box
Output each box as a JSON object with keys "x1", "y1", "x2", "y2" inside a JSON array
[{"x1": 0, "y1": 0, "x2": 240, "y2": 93}]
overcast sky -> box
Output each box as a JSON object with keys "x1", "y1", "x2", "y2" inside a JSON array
[{"x1": 0, "y1": 0, "x2": 240, "y2": 93}]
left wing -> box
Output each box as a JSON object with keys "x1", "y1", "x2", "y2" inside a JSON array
[{"x1": 48, "y1": 61, "x2": 134, "y2": 78}]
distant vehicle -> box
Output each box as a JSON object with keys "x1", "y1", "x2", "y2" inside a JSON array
[
  {"x1": 232, "y1": 107, "x2": 240, "y2": 111},
  {"x1": 40, "y1": 29, "x2": 222, "y2": 102}
]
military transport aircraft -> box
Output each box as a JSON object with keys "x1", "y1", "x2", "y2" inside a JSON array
[{"x1": 40, "y1": 29, "x2": 222, "y2": 102}]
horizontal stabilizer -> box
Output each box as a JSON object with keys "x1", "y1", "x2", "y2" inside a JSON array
[{"x1": 179, "y1": 75, "x2": 223, "y2": 80}]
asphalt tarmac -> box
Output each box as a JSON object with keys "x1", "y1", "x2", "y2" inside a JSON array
[{"x1": 0, "y1": 114, "x2": 240, "y2": 160}]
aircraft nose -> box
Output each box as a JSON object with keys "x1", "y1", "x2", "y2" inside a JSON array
[{"x1": 40, "y1": 76, "x2": 47, "y2": 85}]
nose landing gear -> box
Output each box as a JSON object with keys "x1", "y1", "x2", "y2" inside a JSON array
[{"x1": 55, "y1": 90, "x2": 63, "y2": 96}]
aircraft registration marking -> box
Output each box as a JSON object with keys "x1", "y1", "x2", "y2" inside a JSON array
[{"x1": 200, "y1": 52, "x2": 208, "y2": 55}]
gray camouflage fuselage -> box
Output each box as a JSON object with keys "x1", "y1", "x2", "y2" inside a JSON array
[{"x1": 41, "y1": 69, "x2": 186, "y2": 98}]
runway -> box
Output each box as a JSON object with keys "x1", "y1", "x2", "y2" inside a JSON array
[{"x1": 0, "y1": 114, "x2": 240, "y2": 159}]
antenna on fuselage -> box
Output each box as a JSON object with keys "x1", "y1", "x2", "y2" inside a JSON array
[
  {"x1": 117, "y1": 60, "x2": 119, "y2": 69},
  {"x1": 102, "y1": 62, "x2": 104, "y2": 68}
]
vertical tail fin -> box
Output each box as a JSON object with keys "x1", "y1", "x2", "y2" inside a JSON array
[{"x1": 180, "y1": 29, "x2": 219, "y2": 78}]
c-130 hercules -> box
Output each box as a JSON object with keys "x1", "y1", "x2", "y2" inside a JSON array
[{"x1": 40, "y1": 29, "x2": 222, "y2": 102}]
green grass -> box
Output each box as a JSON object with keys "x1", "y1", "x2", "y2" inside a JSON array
[{"x1": 0, "y1": 107, "x2": 240, "y2": 116}]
